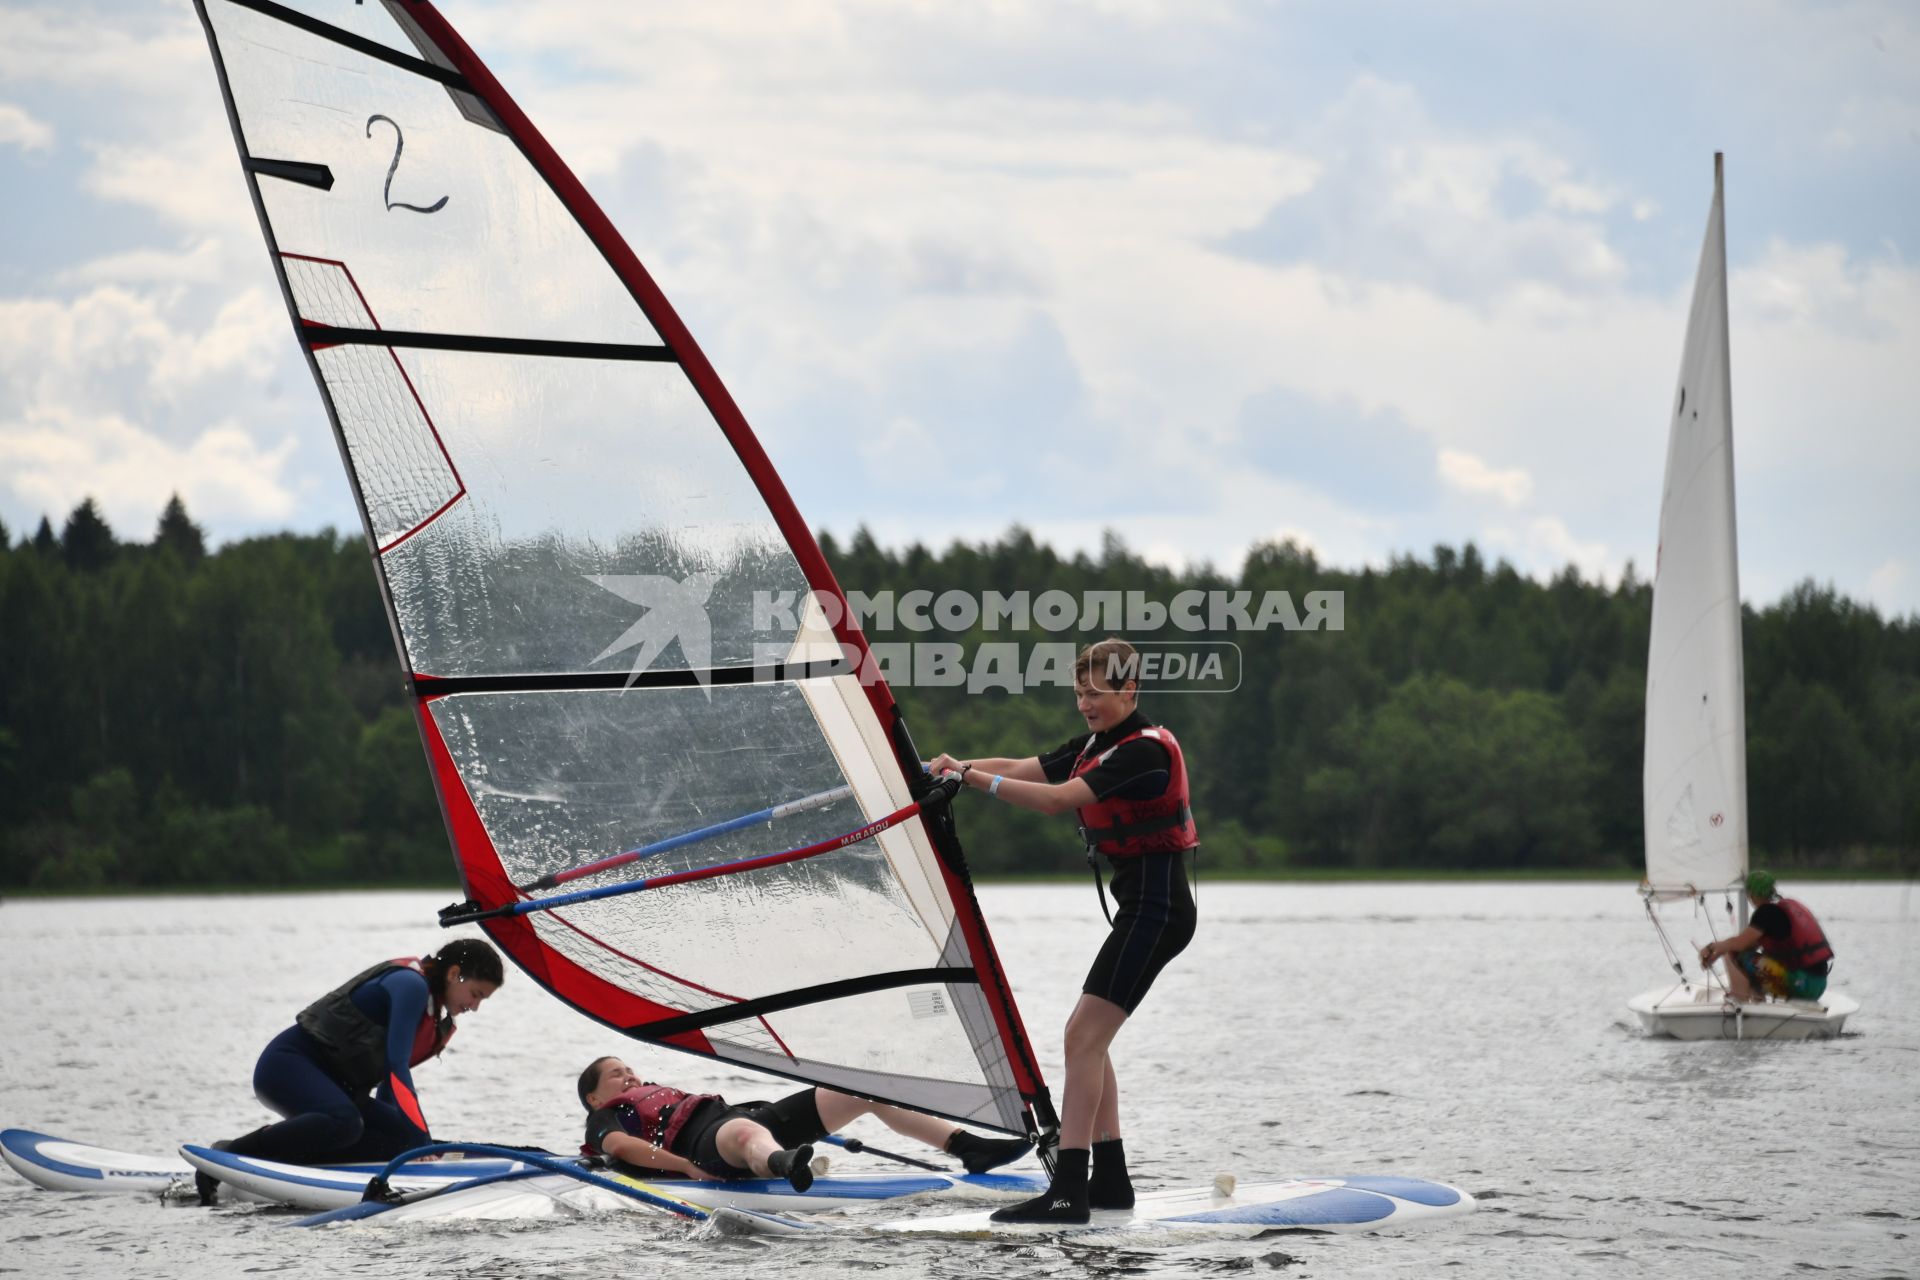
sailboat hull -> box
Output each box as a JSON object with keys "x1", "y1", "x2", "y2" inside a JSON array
[{"x1": 1627, "y1": 983, "x2": 1858, "y2": 1041}]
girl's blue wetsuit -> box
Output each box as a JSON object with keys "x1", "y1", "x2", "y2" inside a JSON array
[{"x1": 224, "y1": 967, "x2": 436, "y2": 1165}]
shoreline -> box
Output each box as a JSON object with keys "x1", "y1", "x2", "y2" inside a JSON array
[{"x1": 3, "y1": 866, "x2": 1911, "y2": 901}]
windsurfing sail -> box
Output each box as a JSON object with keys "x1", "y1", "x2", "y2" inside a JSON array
[
  {"x1": 1643, "y1": 153, "x2": 1747, "y2": 903},
  {"x1": 193, "y1": 0, "x2": 1054, "y2": 1142}
]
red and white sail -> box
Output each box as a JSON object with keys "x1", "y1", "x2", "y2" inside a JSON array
[{"x1": 195, "y1": 0, "x2": 1050, "y2": 1138}]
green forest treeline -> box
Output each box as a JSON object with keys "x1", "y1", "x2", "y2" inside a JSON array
[{"x1": 1, "y1": 499, "x2": 1915, "y2": 891}]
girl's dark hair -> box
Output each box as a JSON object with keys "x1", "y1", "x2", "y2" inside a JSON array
[
  {"x1": 578, "y1": 1056, "x2": 618, "y2": 1111},
  {"x1": 420, "y1": 938, "x2": 505, "y2": 999}
]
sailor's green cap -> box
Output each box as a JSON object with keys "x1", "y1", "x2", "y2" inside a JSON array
[{"x1": 1744, "y1": 869, "x2": 1777, "y2": 901}]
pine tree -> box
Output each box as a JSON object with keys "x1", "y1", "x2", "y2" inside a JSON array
[
  {"x1": 61, "y1": 499, "x2": 117, "y2": 572},
  {"x1": 30, "y1": 516, "x2": 58, "y2": 557},
  {"x1": 0, "y1": 511, "x2": 10, "y2": 550},
  {"x1": 153, "y1": 493, "x2": 207, "y2": 566}
]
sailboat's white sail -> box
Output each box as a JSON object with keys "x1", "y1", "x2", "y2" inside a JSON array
[{"x1": 1643, "y1": 154, "x2": 1747, "y2": 899}]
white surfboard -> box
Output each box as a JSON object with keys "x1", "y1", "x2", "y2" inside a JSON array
[
  {"x1": 2, "y1": 1129, "x2": 197, "y2": 1196},
  {"x1": 179, "y1": 1144, "x2": 544, "y2": 1209},
  {"x1": 864, "y1": 1175, "x2": 1475, "y2": 1238},
  {"x1": 0, "y1": 1127, "x2": 539, "y2": 1206},
  {"x1": 207, "y1": 1131, "x2": 1042, "y2": 1219}
]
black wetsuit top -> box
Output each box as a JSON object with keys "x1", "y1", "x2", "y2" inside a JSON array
[{"x1": 1040, "y1": 711, "x2": 1197, "y2": 1013}]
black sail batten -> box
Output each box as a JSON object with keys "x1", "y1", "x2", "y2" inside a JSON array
[
  {"x1": 412, "y1": 658, "x2": 856, "y2": 697},
  {"x1": 631, "y1": 969, "x2": 981, "y2": 1040},
  {"x1": 222, "y1": 0, "x2": 470, "y2": 88},
  {"x1": 247, "y1": 157, "x2": 335, "y2": 190},
  {"x1": 299, "y1": 325, "x2": 677, "y2": 363}
]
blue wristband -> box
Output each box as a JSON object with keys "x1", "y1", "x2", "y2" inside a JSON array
[{"x1": 989, "y1": 775, "x2": 1004, "y2": 796}]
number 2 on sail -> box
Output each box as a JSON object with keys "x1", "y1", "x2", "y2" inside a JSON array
[{"x1": 365, "y1": 114, "x2": 448, "y2": 214}]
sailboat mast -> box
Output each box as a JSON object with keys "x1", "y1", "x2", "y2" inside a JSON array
[{"x1": 1713, "y1": 152, "x2": 1752, "y2": 931}]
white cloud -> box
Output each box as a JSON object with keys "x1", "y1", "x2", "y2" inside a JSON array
[
  {"x1": 1482, "y1": 516, "x2": 1611, "y2": 583},
  {"x1": 0, "y1": 6, "x2": 205, "y2": 101},
  {"x1": 0, "y1": 102, "x2": 53, "y2": 153},
  {"x1": 79, "y1": 124, "x2": 258, "y2": 235},
  {"x1": 0, "y1": 283, "x2": 286, "y2": 418},
  {"x1": 0, "y1": 405, "x2": 298, "y2": 533},
  {"x1": 1218, "y1": 76, "x2": 1634, "y2": 303},
  {"x1": 1437, "y1": 449, "x2": 1534, "y2": 507},
  {"x1": 0, "y1": 278, "x2": 316, "y2": 539},
  {"x1": 56, "y1": 237, "x2": 229, "y2": 288}
]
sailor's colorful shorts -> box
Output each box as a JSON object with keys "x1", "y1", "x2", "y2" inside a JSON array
[{"x1": 1735, "y1": 949, "x2": 1828, "y2": 1000}]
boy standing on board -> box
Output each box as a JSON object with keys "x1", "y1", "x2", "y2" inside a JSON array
[{"x1": 929, "y1": 638, "x2": 1198, "y2": 1224}]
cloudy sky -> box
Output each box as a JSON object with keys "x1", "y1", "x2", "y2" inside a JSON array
[{"x1": 1, "y1": 0, "x2": 1915, "y2": 614}]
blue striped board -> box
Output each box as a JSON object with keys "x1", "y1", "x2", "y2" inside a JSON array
[
  {"x1": 2, "y1": 1129, "x2": 195, "y2": 1195},
  {"x1": 861, "y1": 1176, "x2": 1476, "y2": 1238},
  {"x1": 179, "y1": 1144, "x2": 539, "y2": 1208},
  {"x1": 258, "y1": 1146, "x2": 1044, "y2": 1221},
  {"x1": 0, "y1": 1129, "x2": 521, "y2": 1202}
]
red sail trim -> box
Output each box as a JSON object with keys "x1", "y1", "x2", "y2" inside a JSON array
[
  {"x1": 368, "y1": 321, "x2": 466, "y2": 553},
  {"x1": 413, "y1": 697, "x2": 716, "y2": 1056},
  {"x1": 278, "y1": 250, "x2": 467, "y2": 552},
  {"x1": 282, "y1": 251, "x2": 383, "y2": 328}
]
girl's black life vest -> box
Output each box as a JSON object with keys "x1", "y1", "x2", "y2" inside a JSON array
[{"x1": 295, "y1": 957, "x2": 453, "y2": 1091}]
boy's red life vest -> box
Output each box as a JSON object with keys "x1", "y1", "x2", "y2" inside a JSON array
[
  {"x1": 1071, "y1": 726, "x2": 1199, "y2": 858},
  {"x1": 1758, "y1": 897, "x2": 1834, "y2": 970}
]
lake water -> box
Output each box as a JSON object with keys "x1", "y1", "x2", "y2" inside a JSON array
[{"x1": 1, "y1": 882, "x2": 1914, "y2": 1279}]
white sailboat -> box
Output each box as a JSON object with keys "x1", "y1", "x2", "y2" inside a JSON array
[{"x1": 1626, "y1": 155, "x2": 1855, "y2": 1041}]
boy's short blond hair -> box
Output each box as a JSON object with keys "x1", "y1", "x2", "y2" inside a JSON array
[{"x1": 1074, "y1": 638, "x2": 1140, "y2": 690}]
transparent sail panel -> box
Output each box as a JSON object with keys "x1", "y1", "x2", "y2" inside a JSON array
[
  {"x1": 206, "y1": 0, "x2": 661, "y2": 346},
  {"x1": 429, "y1": 682, "x2": 866, "y2": 887},
  {"x1": 1644, "y1": 177, "x2": 1746, "y2": 893},
  {"x1": 237, "y1": 0, "x2": 429, "y2": 60},
  {"x1": 714, "y1": 979, "x2": 1025, "y2": 1132},
  {"x1": 427, "y1": 681, "x2": 1017, "y2": 1123},
  {"x1": 349, "y1": 349, "x2": 807, "y2": 676}
]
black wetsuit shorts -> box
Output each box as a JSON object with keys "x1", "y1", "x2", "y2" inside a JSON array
[
  {"x1": 676, "y1": 1088, "x2": 826, "y2": 1178},
  {"x1": 1082, "y1": 850, "x2": 1196, "y2": 1014}
]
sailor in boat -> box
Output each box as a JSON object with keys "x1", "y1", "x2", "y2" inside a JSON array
[
  {"x1": 577, "y1": 1057, "x2": 1031, "y2": 1189},
  {"x1": 927, "y1": 637, "x2": 1198, "y2": 1224},
  {"x1": 194, "y1": 939, "x2": 503, "y2": 1204},
  {"x1": 1697, "y1": 871, "x2": 1835, "y2": 1003}
]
